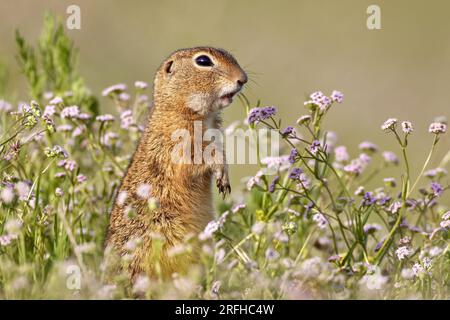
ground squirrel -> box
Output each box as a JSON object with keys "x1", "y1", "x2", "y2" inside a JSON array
[{"x1": 105, "y1": 47, "x2": 247, "y2": 280}]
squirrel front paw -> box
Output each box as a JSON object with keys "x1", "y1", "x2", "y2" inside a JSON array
[{"x1": 215, "y1": 166, "x2": 231, "y2": 198}]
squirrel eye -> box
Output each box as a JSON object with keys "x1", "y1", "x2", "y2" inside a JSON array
[{"x1": 195, "y1": 55, "x2": 214, "y2": 67}]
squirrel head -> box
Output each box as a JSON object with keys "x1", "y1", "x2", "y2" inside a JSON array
[{"x1": 153, "y1": 47, "x2": 247, "y2": 116}]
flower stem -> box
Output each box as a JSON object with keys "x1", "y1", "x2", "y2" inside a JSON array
[{"x1": 408, "y1": 135, "x2": 439, "y2": 197}]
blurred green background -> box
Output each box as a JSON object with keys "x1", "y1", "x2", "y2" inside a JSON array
[{"x1": 0, "y1": 0, "x2": 449, "y2": 196}]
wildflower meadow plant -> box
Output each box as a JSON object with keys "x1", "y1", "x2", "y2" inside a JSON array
[{"x1": 0, "y1": 16, "x2": 449, "y2": 300}]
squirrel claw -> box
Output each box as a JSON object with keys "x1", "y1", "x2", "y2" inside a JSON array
[{"x1": 216, "y1": 178, "x2": 231, "y2": 199}]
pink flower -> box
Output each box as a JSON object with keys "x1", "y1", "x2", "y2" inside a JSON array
[
  {"x1": 334, "y1": 146, "x2": 349, "y2": 162},
  {"x1": 0, "y1": 187, "x2": 15, "y2": 204},
  {"x1": 330, "y1": 90, "x2": 344, "y2": 103},
  {"x1": 136, "y1": 183, "x2": 152, "y2": 199},
  {"x1": 56, "y1": 124, "x2": 73, "y2": 132},
  {"x1": 134, "y1": 81, "x2": 148, "y2": 89},
  {"x1": 60, "y1": 106, "x2": 80, "y2": 119},
  {"x1": 304, "y1": 91, "x2": 332, "y2": 110},
  {"x1": 49, "y1": 96, "x2": 63, "y2": 105},
  {"x1": 358, "y1": 141, "x2": 378, "y2": 153},
  {"x1": 429, "y1": 122, "x2": 447, "y2": 134},
  {"x1": 77, "y1": 174, "x2": 87, "y2": 183},
  {"x1": 313, "y1": 213, "x2": 328, "y2": 229},
  {"x1": 401, "y1": 121, "x2": 413, "y2": 134},
  {"x1": 120, "y1": 110, "x2": 134, "y2": 129},
  {"x1": 0, "y1": 100, "x2": 13, "y2": 112},
  {"x1": 119, "y1": 93, "x2": 130, "y2": 101},
  {"x1": 102, "y1": 83, "x2": 127, "y2": 97},
  {"x1": 381, "y1": 118, "x2": 397, "y2": 131},
  {"x1": 43, "y1": 105, "x2": 56, "y2": 118},
  {"x1": 382, "y1": 151, "x2": 399, "y2": 165},
  {"x1": 55, "y1": 188, "x2": 64, "y2": 197},
  {"x1": 96, "y1": 114, "x2": 115, "y2": 122}
]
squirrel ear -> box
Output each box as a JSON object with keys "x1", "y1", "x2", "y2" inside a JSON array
[{"x1": 164, "y1": 60, "x2": 174, "y2": 74}]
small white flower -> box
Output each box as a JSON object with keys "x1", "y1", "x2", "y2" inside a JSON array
[
  {"x1": 117, "y1": 191, "x2": 127, "y2": 206},
  {"x1": 167, "y1": 244, "x2": 188, "y2": 258},
  {"x1": 0, "y1": 235, "x2": 15, "y2": 246},
  {"x1": 136, "y1": 183, "x2": 152, "y2": 199},
  {"x1": 55, "y1": 187, "x2": 65, "y2": 197},
  {"x1": 56, "y1": 124, "x2": 73, "y2": 132},
  {"x1": 49, "y1": 96, "x2": 63, "y2": 105},
  {"x1": 5, "y1": 219, "x2": 23, "y2": 237},
  {"x1": 354, "y1": 186, "x2": 365, "y2": 196},
  {"x1": 396, "y1": 246, "x2": 413, "y2": 261},
  {"x1": 334, "y1": 146, "x2": 349, "y2": 162},
  {"x1": 429, "y1": 122, "x2": 447, "y2": 134},
  {"x1": 97, "y1": 284, "x2": 117, "y2": 299},
  {"x1": 260, "y1": 156, "x2": 291, "y2": 172},
  {"x1": 313, "y1": 213, "x2": 328, "y2": 229},
  {"x1": 96, "y1": 114, "x2": 115, "y2": 122},
  {"x1": 388, "y1": 201, "x2": 402, "y2": 214},
  {"x1": 265, "y1": 248, "x2": 280, "y2": 261},
  {"x1": 422, "y1": 257, "x2": 432, "y2": 270},
  {"x1": 43, "y1": 105, "x2": 56, "y2": 117},
  {"x1": 381, "y1": 118, "x2": 398, "y2": 131},
  {"x1": 246, "y1": 170, "x2": 263, "y2": 190},
  {"x1": 75, "y1": 242, "x2": 96, "y2": 254},
  {"x1": 60, "y1": 105, "x2": 80, "y2": 119},
  {"x1": 412, "y1": 263, "x2": 425, "y2": 277},
  {"x1": 401, "y1": 268, "x2": 414, "y2": 280},
  {"x1": 440, "y1": 211, "x2": 450, "y2": 229},
  {"x1": 124, "y1": 237, "x2": 142, "y2": 252},
  {"x1": 119, "y1": 93, "x2": 130, "y2": 101},
  {"x1": 296, "y1": 115, "x2": 312, "y2": 125},
  {"x1": 132, "y1": 275, "x2": 150, "y2": 295},
  {"x1": 0, "y1": 99, "x2": 13, "y2": 112},
  {"x1": 102, "y1": 83, "x2": 127, "y2": 97},
  {"x1": 199, "y1": 221, "x2": 220, "y2": 241},
  {"x1": 211, "y1": 280, "x2": 221, "y2": 296},
  {"x1": 361, "y1": 267, "x2": 388, "y2": 290},
  {"x1": 401, "y1": 121, "x2": 413, "y2": 134},
  {"x1": 428, "y1": 246, "x2": 443, "y2": 257},
  {"x1": 251, "y1": 221, "x2": 266, "y2": 235},
  {"x1": 1, "y1": 187, "x2": 15, "y2": 204},
  {"x1": 134, "y1": 81, "x2": 148, "y2": 89}
]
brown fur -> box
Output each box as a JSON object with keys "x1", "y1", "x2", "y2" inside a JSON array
[{"x1": 105, "y1": 47, "x2": 247, "y2": 280}]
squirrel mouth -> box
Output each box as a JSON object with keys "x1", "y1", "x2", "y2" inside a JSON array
[{"x1": 219, "y1": 89, "x2": 240, "y2": 106}]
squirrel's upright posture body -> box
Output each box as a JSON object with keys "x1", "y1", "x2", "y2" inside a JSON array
[{"x1": 105, "y1": 47, "x2": 247, "y2": 279}]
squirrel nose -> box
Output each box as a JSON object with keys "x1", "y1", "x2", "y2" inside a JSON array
[{"x1": 236, "y1": 74, "x2": 248, "y2": 87}]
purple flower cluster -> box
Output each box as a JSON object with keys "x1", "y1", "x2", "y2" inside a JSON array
[
  {"x1": 289, "y1": 167, "x2": 303, "y2": 180},
  {"x1": 430, "y1": 182, "x2": 443, "y2": 197},
  {"x1": 288, "y1": 148, "x2": 298, "y2": 164},
  {"x1": 304, "y1": 91, "x2": 331, "y2": 110},
  {"x1": 304, "y1": 90, "x2": 343, "y2": 111},
  {"x1": 309, "y1": 140, "x2": 321, "y2": 155},
  {"x1": 247, "y1": 106, "x2": 277, "y2": 124},
  {"x1": 281, "y1": 126, "x2": 295, "y2": 136},
  {"x1": 268, "y1": 176, "x2": 279, "y2": 193},
  {"x1": 362, "y1": 192, "x2": 376, "y2": 207}
]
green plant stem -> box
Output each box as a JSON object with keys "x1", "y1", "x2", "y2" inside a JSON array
[{"x1": 408, "y1": 135, "x2": 438, "y2": 197}]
